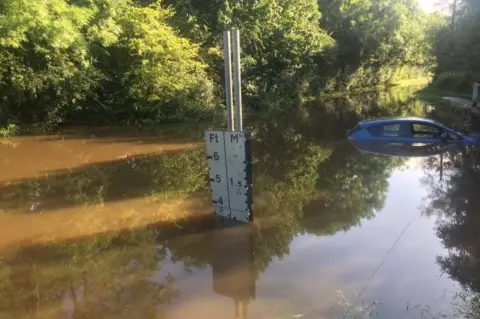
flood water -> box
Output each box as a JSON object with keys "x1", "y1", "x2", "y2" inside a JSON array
[{"x1": 1, "y1": 86, "x2": 480, "y2": 319}]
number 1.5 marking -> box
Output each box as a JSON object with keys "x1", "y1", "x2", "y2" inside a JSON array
[{"x1": 229, "y1": 178, "x2": 242, "y2": 187}]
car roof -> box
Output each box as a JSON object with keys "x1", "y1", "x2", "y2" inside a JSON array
[{"x1": 359, "y1": 117, "x2": 440, "y2": 128}]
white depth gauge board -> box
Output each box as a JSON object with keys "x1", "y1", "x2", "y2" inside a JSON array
[{"x1": 205, "y1": 131, "x2": 253, "y2": 223}]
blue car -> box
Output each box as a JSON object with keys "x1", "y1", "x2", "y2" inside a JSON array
[{"x1": 347, "y1": 117, "x2": 480, "y2": 144}]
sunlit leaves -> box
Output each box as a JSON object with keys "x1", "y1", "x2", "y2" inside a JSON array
[
  {"x1": 0, "y1": 0, "x2": 98, "y2": 124},
  {"x1": 0, "y1": 0, "x2": 215, "y2": 125}
]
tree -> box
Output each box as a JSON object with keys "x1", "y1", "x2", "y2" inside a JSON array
[
  {"x1": 429, "y1": 0, "x2": 480, "y2": 88},
  {"x1": 85, "y1": 0, "x2": 215, "y2": 123},
  {"x1": 0, "y1": 0, "x2": 99, "y2": 125},
  {"x1": 165, "y1": 0, "x2": 335, "y2": 108},
  {"x1": 317, "y1": 0, "x2": 431, "y2": 90},
  {"x1": 0, "y1": 0, "x2": 215, "y2": 126}
]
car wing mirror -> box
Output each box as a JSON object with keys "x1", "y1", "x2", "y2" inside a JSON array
[{"x1": 440, "y1": 132, "x2": 449, "y2": 141}]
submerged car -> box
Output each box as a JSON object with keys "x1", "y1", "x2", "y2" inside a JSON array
[{"x1": 347, "y1": 117, "x2": 480, "y2": 144}]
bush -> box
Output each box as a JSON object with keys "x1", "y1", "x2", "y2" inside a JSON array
[
  {"x1": 0, "y1": 0, "x2": 98, "y2": 125},
  {"x1": 0, "y1": 124, "x2": 19, "y2": 137},
  {"x1": 0, "y1": 0, "x2": 215, "y2": 126}
]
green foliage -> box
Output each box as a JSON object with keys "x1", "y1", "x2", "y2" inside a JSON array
[
  {"x1": 314, "y1": 0, "x2": 431, "y2": 92},
  {"x1": 429, "y1": 0, "x2": 480, "y2": 90},
  {"x1": 0, "y1": 124, "x2": 19, "y2": 137},
  {"x1": 0, "y1": 0, "x2": 435, "y2": 126},
  {"x1": 0, "y1": 0, "x2": 215, "y2": 126},
  {"x1": 85, "y1": 1, "x2": 215, "y2": 124},
  {"x1": 165, "y1": 0, "x2": 432, "y2": 109},
  {"x1": 224, "y1": 0, "x2": 335, "y2": 98},
  {"x1": 0, "y1": 0, "x2": 98, "y2": 125},
  {"x1": 167, "y1": 0, "x2": 336, "y2": 108}
]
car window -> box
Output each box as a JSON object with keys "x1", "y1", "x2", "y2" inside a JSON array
[
  {"x1": 412, "y1": 123, "x2": 442, "y2": 138},
  {"x1": 368, "y1": 123, "x2": 411, "y2": 137}
]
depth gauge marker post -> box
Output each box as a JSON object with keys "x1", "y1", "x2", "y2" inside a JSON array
[{"x1": 205, "y1": 30, "x2": 253, "y2": 223}]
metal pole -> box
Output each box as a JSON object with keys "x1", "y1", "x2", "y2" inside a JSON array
[
  {"x1": 224, "y1": 31, "x2": 234, "y2": 132},
  {"x1": 232, "y1": 30, "x2": 243, "y2": 131}
]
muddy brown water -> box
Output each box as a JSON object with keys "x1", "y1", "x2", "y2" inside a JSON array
[{"x1": 1, "y1": 88, "x2": 479, "y2": 319}]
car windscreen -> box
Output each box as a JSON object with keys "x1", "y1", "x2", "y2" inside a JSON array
[{"x1": 347, "y1": 124, "x2": 361, "y2": 136}]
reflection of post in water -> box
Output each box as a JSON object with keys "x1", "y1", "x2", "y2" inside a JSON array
[{"x1": 212, "y1": 217, "x2": 255, "y2": 319}]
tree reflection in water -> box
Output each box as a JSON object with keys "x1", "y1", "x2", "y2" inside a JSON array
[
  {"x1": 0, "y1": 87, "x2": 427, "y2": 318},
  {"x1": 422, "y1": 146, "x2": 480, "y2": 319}
]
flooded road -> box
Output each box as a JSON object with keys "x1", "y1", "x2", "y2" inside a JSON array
[{"x1": 1, "y1": 87, "x2": 480, "y2": 318}]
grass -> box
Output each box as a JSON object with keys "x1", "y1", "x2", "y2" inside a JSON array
[
  {"x1": 415, "y1": 88, "x2": 473, "y2": 130},
  {"x1": 263, "y1": 291, "x2": 377, "y2": 319},
  {"x1": 263, "y1": 289, "x2": 458, "y2": 319},
  {"x1": 416, "y1": 86, "x2": 472, "y2": 105},
  {"x1": 414, "y1": 83, "x2": 478, "y2": 131},
  {"x1": 417, "y1": 71, "x2": 477, "y2": 104},
  {"x1": 333, "y1": 291, "x2": 377, "y2": 319},
  {"x1": 319, "y1": 77, "x2": 430, "y2": 99}
]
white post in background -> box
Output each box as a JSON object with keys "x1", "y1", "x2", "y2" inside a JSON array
[
  {"x1": 473, "y1": 82, "x2": 479, "y2": 107},
  {"x1": 224, "y1": 31, "x2": 235, "y2": 132},
  {"x1": 232, "y1": 30, "x2": 243, "y2": 131}
]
